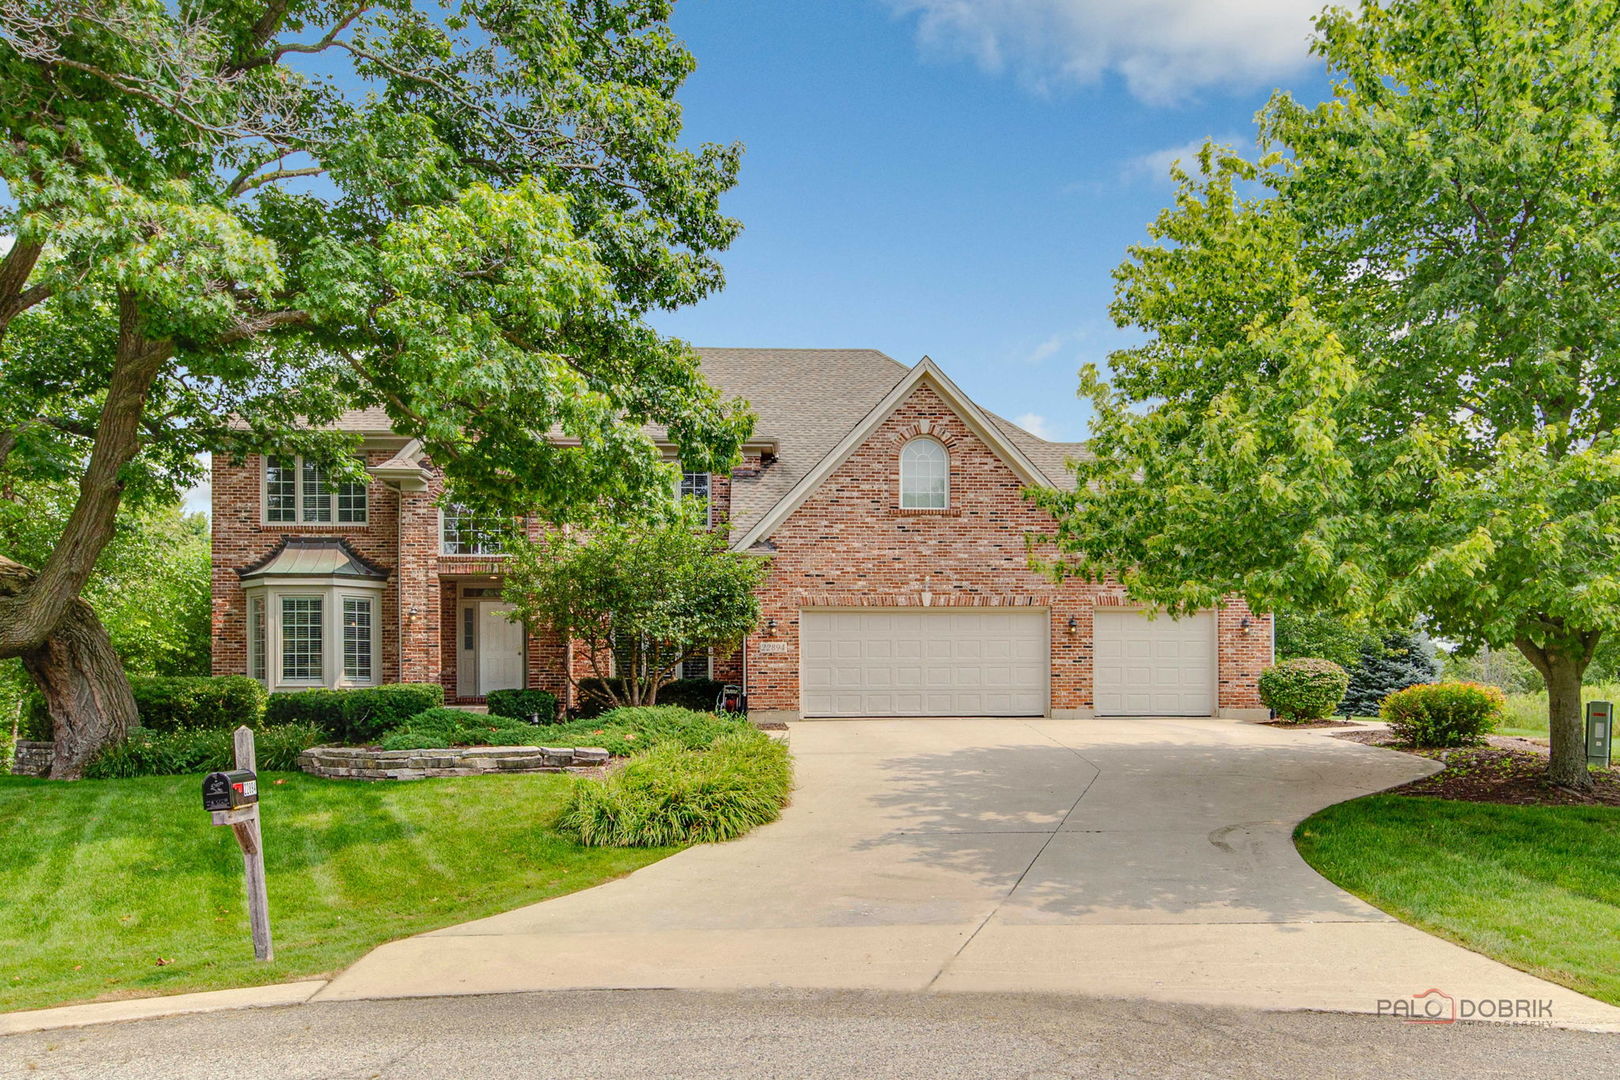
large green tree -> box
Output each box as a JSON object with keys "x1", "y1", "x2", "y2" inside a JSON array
[
  {"x1": 1035, "y1": 0, "x2": 1620, "y2": 788},
  {"x1": 0, "y1": 0, "x2": 751, "y2": 777}
]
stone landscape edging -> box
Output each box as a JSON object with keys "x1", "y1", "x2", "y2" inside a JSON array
[{"x1": 298, "y1": 744, "x2": 612, "y2": 781}]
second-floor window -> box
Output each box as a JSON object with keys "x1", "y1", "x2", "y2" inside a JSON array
[
  {"x1": 899, "y1": 437, "x2": 949, "y2": 509},
  {"x1": 678, "y1": 471, "x2": 712, "y2": 525},
  {"x1": 441, "y1": 504, "x2": 505, "y2": 555},
  {"x1": 265, "y1": 456, "x2": 368, "y2": 524}
]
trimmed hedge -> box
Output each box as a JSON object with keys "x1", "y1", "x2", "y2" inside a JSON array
[
  {"x1": 266, "y1": 683, "x2": 444, "y2": 744},
  {"x1": 84, "y1": 722, "x2": 323, "y2": 779},
  {"x1": 485, "y1": 688, "x2": 559, "y2": 725},
  {"x1": 575, "y1": 677, "x2": 727, "y2": 718},
  {"x1": 379, "y1": 708, "x2": 542, "y2": 751},
  {"x1": 1381, "y1": 681, "x2": 1504, "y2": 747},
  {"x1": 558, "y1": 729, "x2": 792, "y2": 847},
  {"x1": 1259, "y1": 658, "x2": 1350, "y2": 722},
  {"x1": 24, "y1": 675, "x2": 266, "y2": 737}
]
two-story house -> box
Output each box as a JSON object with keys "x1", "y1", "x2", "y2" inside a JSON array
[{"x1": 211, "y1": 348, "x2": 1272, "y2": 721}]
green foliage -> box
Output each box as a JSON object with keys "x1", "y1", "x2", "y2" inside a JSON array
[
  {"x1": 576, "y1": 677, "x2": 726, "y2": 718},
  {"x1": 1440, "y1": 645, "x2": 1545, "y2": 695},
  {"x1": 378, "y1": 708, "x2": 540, "y2": 751},
  {"x1": 1033, "y1": 0, "x2": 1620, "y2": 779},
  {"x1": 484, "y1": 689, "x2": 559, "y2": 725},
  {"x1": 25, "y1": 675, "x2": 266, "y2": 736},
  {"x1": 1258, "y1": 658, "x2": 1349, "y2": 722},
  {"x1": 1274, "y1": 611, "x2": 1377, "y2": 672},
  {"x1": 265, "y1": 683, "x2": 444, "y2": 744},
  {"x1": 1381, "y1": 683, "x2": 1505, "y2": 748},
  {"x1": 543, "y1": 706, "x2": 750, "y2": 756},
  {"x1": 504, "y1": 510, "x2": 768, "y2": 707},
  {"x1": 1341, "y1": 630, "x2": 1440, "y2": 717},
  {"x1": 558, "y1": 730, "x2": 793, "y2": 847},
  {"x1": 84, "y1": 723, "x2": 322, "y2": 779}
]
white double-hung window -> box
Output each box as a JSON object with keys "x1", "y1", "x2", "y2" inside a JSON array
[
  {"x1": 264, "y1": 455, "x2": 368, "y2": 524},
  {"x1": 677, "y1": 471, "x2": 712, "y2": 525}
]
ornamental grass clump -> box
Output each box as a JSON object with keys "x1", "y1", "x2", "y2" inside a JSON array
[
  {"x1": 1259, "y1": 658, "x2": 1350, "y2": 722},
  {"x1": 1380, "y1": 682, "x2": 1505, "y2": 747},
  {"x1": 558, "y1": 730, "x2": 792, "y2": 847}
]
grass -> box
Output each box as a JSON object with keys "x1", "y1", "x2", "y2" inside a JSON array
[
  {"x1": 0, "y1": 771, "x2": 674, "y2": 1013},
  {"x1": 560, "y1": 730, "x2": 794, "y2": 847},
  {"x1": 1499, "y1": 682, "x2": 1620, "y2": 739},
  {"x1": 1296, "y1": 795, "x2": 1620, "y2": 1005}
]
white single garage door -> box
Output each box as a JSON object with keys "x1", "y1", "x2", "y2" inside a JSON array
[
  {"x1": 1093, "y1": 609, "x2": 1216, "y2": 716},
  {"x1": 800, "y1": 609, "x2": 1048, "y2": 717}
]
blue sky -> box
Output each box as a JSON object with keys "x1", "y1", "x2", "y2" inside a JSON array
[{"x1": 650, "y1": 0, "x2": 1333, "y2": 442}]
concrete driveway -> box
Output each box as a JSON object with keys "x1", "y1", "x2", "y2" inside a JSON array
[{"x1": 318, "y1": 717, "x2": 1620, "y2": 1026}]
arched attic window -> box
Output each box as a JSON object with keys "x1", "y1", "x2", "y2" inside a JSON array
[{"x1": 900, "y1": 437, "x2": 949, "y2": 509}]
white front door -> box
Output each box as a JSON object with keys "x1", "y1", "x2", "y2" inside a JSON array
[
  {"x1": 800, "y1": 609, "x2": 1049, "y2": 717},
  {"x1": 1092, "y1": 609, "x2": 1216, "y2": 716},
  {"x1": 477, "y1": 602, "x2": 525, "y2": 696}
]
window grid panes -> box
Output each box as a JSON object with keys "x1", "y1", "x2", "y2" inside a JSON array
[
  {"x1": 280, "y1": 597, "x2": 323, "y2": 681},
  {"x1": 900, "y1": 438, "x2": 949, "y2": 509},
  {"x1": 265, "y1": 457, "x2": 297, "y2": 522},
  {"x1": 265, "y1": 455, "x2": 367, "y2": 524},
  {"x1": 678, "y1": 472, "x2": 712, "y2": 525},
  {"x1": 442, "y1": 505, "x2": 504, "y2": 555},
  {"x1": 679, "y1": 652, "x2": 712, "y2": 681},
  {"x1": 248, "y1": 596, "x2": 266, "y2": 681},
  {"x1": 343, "y1": 597, "x2": 373, "y2": 682}
]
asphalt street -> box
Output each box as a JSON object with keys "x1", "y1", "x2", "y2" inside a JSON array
[{"x1": 4, "y1": 989, "x2": 1616, "y2": 1080}]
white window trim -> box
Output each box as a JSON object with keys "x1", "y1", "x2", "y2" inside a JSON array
[
  {"x1": 439, "y1": 504, "x2": 508, "y2": 556},
  {"x1": 243, "y1": 577, "x2": 385, "y2": 691},
  {"x1": 261, "y1": 454, "x2": 369, "y2": 526},
  {"x1": 678, "y1": 650, "x2": 714, "y2": 681},
  {"x1": 676, "y1": 471, "x2": 713, "y2": 527},
  {"x1": 899, "y1": 436, "x2": 950, "y2": 509}
]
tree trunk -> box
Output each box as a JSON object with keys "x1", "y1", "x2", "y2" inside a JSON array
[
  {"x1": 21, "y1": 596, "x2": 136, "y2": 779},
  {"x1": 1515, "y1": 635, "x2": 1594, "y2": 791}
]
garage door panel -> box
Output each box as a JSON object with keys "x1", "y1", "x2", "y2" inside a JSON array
[
  {"x1": 801, "y1": 610, "x2": 1049, "y2": 717},
  {"x1": 1093, "y1": 610, "x2": 1215, "y2": 716}
]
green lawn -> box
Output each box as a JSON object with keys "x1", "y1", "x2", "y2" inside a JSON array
[
  {"x1": 0, "y1": 771, "x2": 674, "y2": 1013},
  {"x1": 1296, "y1": 796, "x2": 1620, "y2": 1005},
  {"x1": 1498, "y1": 683, "x2": 1620, "y2": 739}
]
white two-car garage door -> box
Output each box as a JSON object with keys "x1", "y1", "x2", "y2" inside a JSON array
[
  {"x1": 1093, "y1": 609, "x2": 1216, "y2": 716},
  {"x1": 800, "y1": 609, "x2": 1048, "y2": 717}
]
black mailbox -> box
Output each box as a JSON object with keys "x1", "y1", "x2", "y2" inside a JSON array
[{"x1": 203, "y1": 770, "x2": 259, "y2": 812}]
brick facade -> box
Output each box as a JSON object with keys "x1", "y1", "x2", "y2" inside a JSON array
[{"x1": 211, "y1": 380, "x2": 1270, "y2": 717}]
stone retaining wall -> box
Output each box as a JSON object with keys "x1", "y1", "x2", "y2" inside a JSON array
[
  {"x1": 298, "y1": 744, "x2": 612, "y2": 781},
  {"x1": 10, "y1": 740, "x2": 53, "y2": 777}
]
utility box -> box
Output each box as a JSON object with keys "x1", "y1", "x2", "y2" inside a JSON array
[
  {"x1": 202, "y1": 770, "x2": 259, "y2": 812},
  {"x1": 1586, "y1": 701, "x2": 1614, "y2": 769}
]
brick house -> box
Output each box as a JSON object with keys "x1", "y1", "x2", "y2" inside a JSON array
[{"x1": 211, "y1": 348, "x2": 1272, "y2": 720}]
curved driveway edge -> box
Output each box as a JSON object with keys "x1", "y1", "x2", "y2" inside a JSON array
[{"x1": 302, "y1": 717, "x2": 1619, "y2": 1029}]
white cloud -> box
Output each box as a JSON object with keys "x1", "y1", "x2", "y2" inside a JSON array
[
  {"x1": 1122, "y1": 133, "x2": 1247, "y2": 184},
  {"x1": 181, "y1": 452, "x2": 211, "y2": 516},
  {"x1": 1024, "y1": 333, "x2": 1064, "y2": 364},
  {"x1": 887, "y1": 0, "x2": 1320, "y2": 104},
  {"x1": 1015, "y1": 411, "x2": 1058, "y2": 440}
]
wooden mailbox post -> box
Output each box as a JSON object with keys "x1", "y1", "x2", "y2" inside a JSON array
[{"x1": 204, "y1": 726, "x2": 273, "y2": 961}]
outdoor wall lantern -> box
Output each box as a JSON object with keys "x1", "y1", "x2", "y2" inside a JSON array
[
  {"x1": 1240, "y1": 616, "x2": 1252, "y2": 632},
  {"x1": 1066, "y1": 616, "x2": 1078, "y2": 633},
  {"x1": 766, "y1": 618, "x2": 777, "y2": 634}
]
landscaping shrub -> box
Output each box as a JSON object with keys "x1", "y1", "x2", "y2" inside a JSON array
[
  {"x1": 1259, "y1": 658, "x2": 1350, "y2": 721},
  {"x1": 23, "y1": 675, "x2": 267, "y2": 736},
  {"x1": 379, "y1": 708, "x2": 538, "y2": 751},
  {"x1": 1380, "y1": 682, "x2": 1504, "y2": 747},
  {"x1": 485, "y1": 688, "x2": 559, "y2": 725},
  {"x1": 543, "y1": 705, "x2": 748, "y2": 755},
  {"x1": 84, "y1": 722, "x2": 323, "y2": 779},
  {"x1": 558, "y1": 729, "x2": 792, "y2": 847},
  {"x1": 575, "y1": 678, "x2": 728, "y2": 718},
  {"x1": 265, "y1": 683, "x2": 444, "y2": 744}
]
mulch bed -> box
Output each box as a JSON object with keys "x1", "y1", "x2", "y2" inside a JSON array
[
  {"x1": 1331, "y1": 729, "x2": 1620, "y2": 807},
  {"x1": 1261, "y1": 718, "x2": 1364, "y2": 730}
]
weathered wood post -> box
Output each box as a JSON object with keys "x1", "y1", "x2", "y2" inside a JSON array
[{"x1": 205, "y1": 726, "x2": 273, "y2": 961}]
